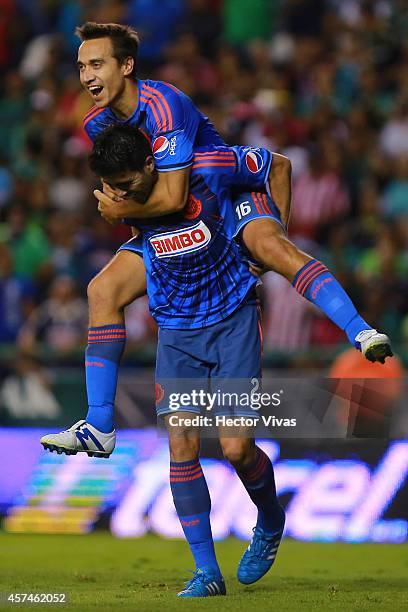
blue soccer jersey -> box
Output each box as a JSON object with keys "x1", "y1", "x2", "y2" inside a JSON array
[
  {"x1": 118, "y1": 145, "x2": 280, "y2": 329},
  {"x1": 83, "y1": 79, "x2": 225, "y2": 171}
]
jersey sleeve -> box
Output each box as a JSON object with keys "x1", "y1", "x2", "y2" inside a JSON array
[
  {"x1": 145, "y1": 84, "x2": 200, "y2": 172},
  {"x1": 230, "y1": 146, "x2": 272, "y2": 188},
  {"x1": 195, "y1": 146, "x2": 272, "y2": 190}
]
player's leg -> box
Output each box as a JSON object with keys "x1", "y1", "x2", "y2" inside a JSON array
[
  {"x1": 219, "y1": 434, "x2": 283, "y2": 533},
  {"x1": 157, "y1": 328, "x2": 225, "y2": 597},
  {"x1": 87, "y1": 250, "x2": 147, "y2": 326},
  {"x1": 219, "y1": 433, "x2": 285, "y2": 585},
  {"x1": 41, "y1": 245, "x2": 147, "y2": 456},
  {"x1": 210, "y1": 300, "x2": 285, "y2": 583},
  {"x1": 84, "y1": 249, "x2": 146, "y2": 433},
  {"x1": 166, "y1": 417, "x2": 224, "y2": 596},
  {"x1": 237, "y1": 197, "x2": 392, "y2": 362}
]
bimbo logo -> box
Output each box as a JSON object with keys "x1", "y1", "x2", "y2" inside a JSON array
[
  {"x1": 153, "y1": 136, "x2": 170, "y2": 159},
  {"x1": 149, "y1": 220, "x2": 211, "y2": 258},
  {"x1": 245, "y1": 148, "x2": 264, "y2": 173}
]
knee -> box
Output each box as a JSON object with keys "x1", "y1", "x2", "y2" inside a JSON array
[
  {"x1": 221, "y1": 439, "x2": 256, "y2": 469},
  {"x1": 87, "y1": 272, "x2": 122, "y2": 312},
  {"x1": 169, "y1": 434, "x2": 200, "y2": 462},
  {"x1": 87, "y1": 274, "x2": 109, "y2": 305}
]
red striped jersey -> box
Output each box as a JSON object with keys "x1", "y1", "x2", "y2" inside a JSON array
[
  {"x1": 291, "y1": 170, "x2": 350, "y2": 239},
  {"x1": 83, "y1": 79, "x2": 225, "y2": 172}
]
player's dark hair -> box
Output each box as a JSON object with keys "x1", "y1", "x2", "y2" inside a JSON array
[
  {"x1": 89, "y1": 125, "x2": 152, "y2": 177},
  {"x1": 75, "y1": 22, "x2": 139, "y2": 79}
]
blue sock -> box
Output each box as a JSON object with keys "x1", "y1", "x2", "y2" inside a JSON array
[
  {"x1": 293, "y1": 259, "x2": 372, "y2": 346},
  {"x1": 170, "y1": 459, "x2": 220, "y2": 574},
  {"x1": 237, "y1": 447, "x2": 283, "y2": 534},
  {"x1": 85, "y1": 324, "x2": 126, "y2": 433}
]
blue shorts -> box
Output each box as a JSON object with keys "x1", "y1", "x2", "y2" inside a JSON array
[
  {"x1": 155, "y1": 299, "x2": 262, "y2": 418},
  {"x1": 232, "y1": 191, "x2": 285, "y2": 238},
  {"x1": 117, "y1": 235, "x2": 143, "y2": 256},
  {"x1": 232, "y1": 191, "x2": 285, "y2": 266}
]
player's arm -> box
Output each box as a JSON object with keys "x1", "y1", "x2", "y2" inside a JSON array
[
  {"x1": 228, "y1": 146, "x2": 292, "y2": 228},
  {"x1": 267, "y1": 152, "x2": 292, "y2": 227},
  {"x1": 94, "y1": 85, "x2": 198, "y2": 222},
  {"x1": 94, "y1": 167, "x2": 190, "y2": 222},
  {"x1": 135, "y1": 166, "x2": 190, "y2": 214}
]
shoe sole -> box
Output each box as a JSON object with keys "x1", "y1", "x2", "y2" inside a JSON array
[
  {"x1": 364, "y1": 342, "x2": 393, "y2": 364},
  {"x1": 177, "y1": 585, "x2": 226, "y2": 597},
  {"x1": 41, "y1": 442, "x2": 111, "y2": 458},
  {"x1": 177, "y1": 593, "x2": 226, "y2": 598}
]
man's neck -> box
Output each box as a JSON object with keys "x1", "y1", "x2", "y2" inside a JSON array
[{"x1": 110, "y1": 79, "x2": 139, "y2": 120}]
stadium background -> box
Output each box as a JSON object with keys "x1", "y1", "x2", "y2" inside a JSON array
[{"x1": 0, "y1": 0, "x2": 407, "y2": 581}]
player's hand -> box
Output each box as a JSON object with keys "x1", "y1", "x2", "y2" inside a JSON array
[
  {"x1": 249, "y1": 262, "x2": 267, "y2": 277},
  {"x1": 102, "y1": 180, "x2": 123, "y2": 202},
  {"x1": 93, "y1": 189, "x2": 120, "y2": 225}
]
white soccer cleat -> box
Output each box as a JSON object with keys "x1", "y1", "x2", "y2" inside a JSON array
[
  {"x1": 355, "y1": 329, "x2": 393, "y2": 364},
  {"x1": 40, "y1": 420, "x2": 115, "y2": 458}
]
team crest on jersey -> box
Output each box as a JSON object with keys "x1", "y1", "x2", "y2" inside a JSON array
[
  {"x1": 155, "y1": 383, "x2": 165, "y2": 404},
  {"x1": 153, "y1": 135, "x2": 170, "y2": 159},
  {"x1": 245, "y1": 149, "x2": 264, "y2": 173},
  {"x1": 184, "y1": 194, "x2": 202, "y2": 220},
  {"x1": 149, "y1": 220, "x2": 211, "y2": 258}
]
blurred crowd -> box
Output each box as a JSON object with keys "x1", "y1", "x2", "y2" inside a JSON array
[{"x1": 0, "y1": 0, "x2": 407, "y2": 362}]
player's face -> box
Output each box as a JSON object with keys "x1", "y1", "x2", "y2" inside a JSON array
[
  {"x1": 103, "y1": 157, "x2": 157, "y2": 203},
  {"x1": 77, "y1": 37, "x2": 131, "y2": 108}
]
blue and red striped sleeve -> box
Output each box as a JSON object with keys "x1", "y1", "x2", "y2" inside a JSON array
[
  {"x1": 192, "y1": 147, "x2": 237, "y2": 172},
  {"x1": 142, "y1": 82, "x2": 200, "y2": 172},
  {"x1": 190, "y1": 145, "x2": 272, "y2": 189},
  {"x1": 231, "y1": 146, "x2": 272, "y2": 188}
]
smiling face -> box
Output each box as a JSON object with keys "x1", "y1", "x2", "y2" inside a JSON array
[
  {"x1": 102, "y1": 156, "x2": 158, "y2": 203},
  {"x1": 77, "y1": 37, "x2": 133, "y2": 108}
]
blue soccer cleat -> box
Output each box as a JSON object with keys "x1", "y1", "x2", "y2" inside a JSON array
[
  {"x1": 237, "y1": 508, "x2": 285, "y2": 585},
  {"x1": 177, "y1": 568, "x2": 226, "y2": 597}
]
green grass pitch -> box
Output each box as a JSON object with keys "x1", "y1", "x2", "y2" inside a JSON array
[{"x1": 0, "y1": 533, "x2": 407, "y2": 611}]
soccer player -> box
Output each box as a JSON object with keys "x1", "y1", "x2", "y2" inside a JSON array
[
  {"x1": 42, "y1": 129, "x2": 288, "y2": 597},
  {"x1": 42, "y1": 125, "x2": 392, "y2": 597},
  {"x1": 76, "y1": 21, "x2": 391, "y2": 365}
]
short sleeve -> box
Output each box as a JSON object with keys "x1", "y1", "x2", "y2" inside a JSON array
[
  {"x1": 144, "y1": 84, "x2": 200, "y2": 172},
  {"x1": 231, "y1": 146, "x2": 272, "y2": 188},
  {"x1": 196, "y1": 146, "x2": 272, "y2": 190}
]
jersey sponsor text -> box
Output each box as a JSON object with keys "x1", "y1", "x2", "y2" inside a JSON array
[{"x1": 149, "y1": 220, "x2": 211, "y2": 258}]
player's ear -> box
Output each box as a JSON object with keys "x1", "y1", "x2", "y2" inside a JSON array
[
  {"x1": 122, "y1": 56, "x2": 134, "y2": 77},
  {"x1": 145, "y1": 155, "x2": 155, "y2": 174}
]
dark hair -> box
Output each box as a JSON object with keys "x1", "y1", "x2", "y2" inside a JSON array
[
  {"x1": 89, "y1": 125, "x2": 152, "y2": 177},
  {"x1": 76, "y1": 22, "x2": 139, "y2": 79}
]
